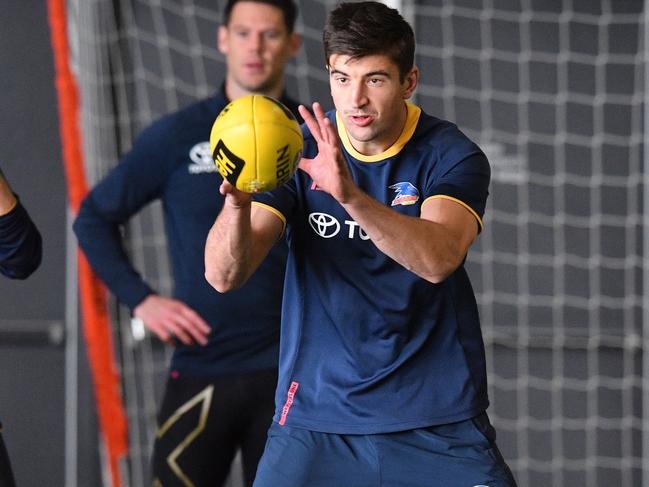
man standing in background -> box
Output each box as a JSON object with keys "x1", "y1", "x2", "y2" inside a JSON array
[{"x1": 73, "y1": 1, "x2": 302, "y2": 485}]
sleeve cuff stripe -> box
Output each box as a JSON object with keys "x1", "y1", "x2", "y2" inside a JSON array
[
  {"x1": 422, "y1": 195, "x2": 484, "y2": 232},
  {"x1": 251, "y1": 202, "x2": 287, "y2": 236}
]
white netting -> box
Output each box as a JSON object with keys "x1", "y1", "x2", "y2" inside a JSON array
[
  {"x1": 411, "y1": 1, "x2": 644, "y2": 486},
  {"x1": 68, "y1": 1, "x2": 646, "y2": 486}
]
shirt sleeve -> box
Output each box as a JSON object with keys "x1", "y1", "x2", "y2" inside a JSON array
[
  {"x1": 72, "y1": 116, "x2": 178, "y2": 309},
  {"x1": 0, "y1": 197, "x2": 42, "y2": 279},
  {"x1": 423, "y1": 131, "x2": 491, "y2": 231},
  {"x1": 252, "y1": 175, "x2": 298, "y2": 234}
]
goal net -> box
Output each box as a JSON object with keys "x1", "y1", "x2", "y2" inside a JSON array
[
  {"x1": 409, "y1": 2, "x2": 644, "y2": 486},
  {"x1": 66, "y1": 1, "x2": 646, "y2": 486}
]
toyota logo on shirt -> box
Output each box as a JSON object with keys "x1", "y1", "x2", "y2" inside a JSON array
[
  {"x1": 308, "y1": 212, "x2": 340, "y2": 238},
  {"x1": 308, "y1": 213, "x2": 371, "y2": 240}
]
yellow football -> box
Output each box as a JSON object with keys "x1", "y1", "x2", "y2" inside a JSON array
[{"x1": 209, "y1": 94, "x2": 303, "y2": 193}]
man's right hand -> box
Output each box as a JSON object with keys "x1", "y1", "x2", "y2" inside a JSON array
[
  {"x1": 220, "y1": 179, "x2": 253, "y2": 208},
  {"x1": 133, "y1": 295, "x2": 210, "y2": 346}
]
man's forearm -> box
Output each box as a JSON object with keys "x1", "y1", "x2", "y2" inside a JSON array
[
  {"x1": 204, "y1": 200, "x2": 254, "y2": 292},
  {"x1": 340, "y1": 187, "x2": 473, "y2": 284}
]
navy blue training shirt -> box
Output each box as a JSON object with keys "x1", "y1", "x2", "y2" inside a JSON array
[
  {"x1": 73, "y1": 87, "x2": 301, "y2": 377},
  {"x1": 254, "y1": 103, "x2": 491, "y2": 433}
]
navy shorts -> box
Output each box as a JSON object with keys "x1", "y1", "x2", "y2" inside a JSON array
[{"x1": 253, "y1": 412, "x2": 517, "y2": 487}]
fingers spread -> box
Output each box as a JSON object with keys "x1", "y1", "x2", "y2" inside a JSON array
[
  {"x1": 322, "y1": 117, "x2": 337, "y2": 146},
  {"x1": 298, "y1": 156, "x2": 313, "y2": 176},
  {"x1": 299, "y1": 105, "x2": 323, "y2": 142},
  {"x1": 313, "y1": 102, "x2": 327, "y2": 123}
]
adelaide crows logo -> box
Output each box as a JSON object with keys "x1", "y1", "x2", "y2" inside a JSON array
[{"x1": 389, "y1": 182, "x2": 419, "y2": 206}]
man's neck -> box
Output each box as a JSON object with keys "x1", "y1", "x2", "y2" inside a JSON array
[
  {"x1": 224, "y1": 80, "x2": 284, "y2": 102},
  {"x1": 347, "y1": 102, "x2": 409, "y2": 156}
]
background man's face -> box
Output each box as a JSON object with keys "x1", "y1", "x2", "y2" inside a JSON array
[{"x1": 219, "y1": 1, "x2": 299, "y2": 95}]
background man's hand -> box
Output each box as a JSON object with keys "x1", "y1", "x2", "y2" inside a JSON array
[{"x1": 133, "y1": 294, "x2": 210, "y2": 345}]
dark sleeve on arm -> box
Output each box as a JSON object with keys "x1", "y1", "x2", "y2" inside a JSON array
[
  {"x1": 427, "y1": 152, "x2": 490, "y2": 215},
  {"x1": 425, "y1": 131, "x2": 491, "y2": 231},
  {"x1": 72, "y1": 118, "x2": 176, "y2": 310},
  {"x1": 0, "y1": 197, "x2": 42, "y2": 279}
]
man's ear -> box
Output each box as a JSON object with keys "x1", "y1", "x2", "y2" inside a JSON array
[
  {"x1": 217, "y1": 25, "x2": 228, "y2": 55},
  {"x1": 403, "y1": 66, "x2": 419, "y2": 99}
]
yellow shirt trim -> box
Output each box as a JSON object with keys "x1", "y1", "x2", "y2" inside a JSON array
[
  {"x1": 251, "y1": 201, "x2": 287, "y2": 237},
  {"x1": 422, "y1": 195, "x2": 484, "y2": 232},
  {"x1": 335, "y1": 102, "x2": 422, "y2": 162}
]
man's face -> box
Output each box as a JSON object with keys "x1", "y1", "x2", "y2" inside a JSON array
[
  {"x1": 328, "y1": 54, "x2": 417, "y2": 155},
  {"x1": 219, "y1": 1, "x2": 300, "y2": 96}
]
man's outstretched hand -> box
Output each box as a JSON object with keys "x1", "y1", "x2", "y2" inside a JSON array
[{"x1": 298, "y1": 102, "x2": 355, "y2": 204}]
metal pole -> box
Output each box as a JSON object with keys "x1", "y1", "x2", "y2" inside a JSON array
[{"x1": 64, "y1": 207, "x2": 78, "y2": 487}]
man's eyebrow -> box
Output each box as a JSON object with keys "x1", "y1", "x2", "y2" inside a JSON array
[
  {"x1": 329, "y1": 69, "x2": 391, "y2": 78},
  {"x1": 329, "y1": 68, "x2": 348, "y2": 76},
  {"x1": 364, "y1": 70, "x2": 391, "y2": 78}
]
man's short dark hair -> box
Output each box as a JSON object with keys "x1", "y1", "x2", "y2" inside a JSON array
[
  {"x1": 323, "y1": 1, "x2": 415, "y2": 81},
  {"x1": 223, "y1": 0, "x2": 298, "y2": 33}
]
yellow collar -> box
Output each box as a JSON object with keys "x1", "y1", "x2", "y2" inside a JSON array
[{"x1": 335, "y1": 102, "x2": 421, "y2": 163}]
